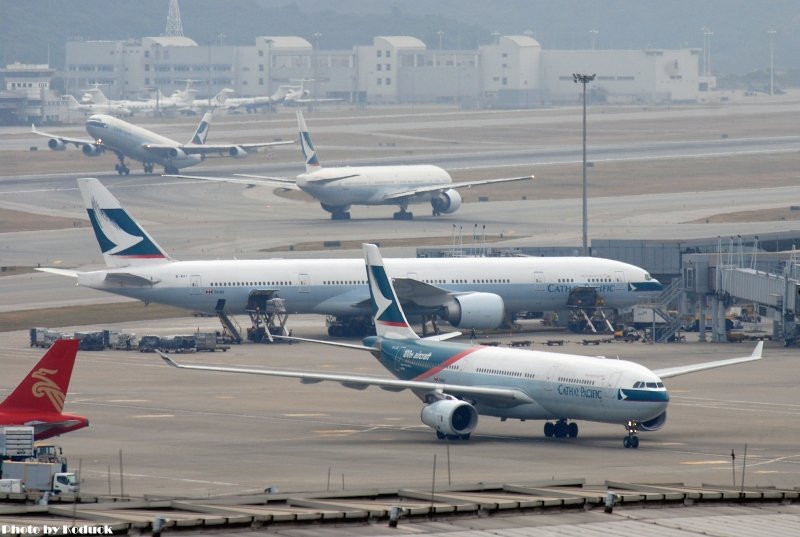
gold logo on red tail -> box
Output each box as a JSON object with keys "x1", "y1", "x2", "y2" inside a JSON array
[{"x1": 31, "y1": 368, "x2": 65, "y2": 412}]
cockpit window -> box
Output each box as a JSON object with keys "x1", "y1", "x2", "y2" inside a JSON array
[
  {"x1": 644, "y1": 273, "x2": 652, "y2": 281},
  {"x1": 646, "y1": 382, "x2": 658, "y2": 388}
]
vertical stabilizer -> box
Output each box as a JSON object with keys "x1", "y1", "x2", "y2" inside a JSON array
[
  {"x1": 189, "y1": 111, "x2": 213, "y2": 145},
  {"x1": 363, "y1": 243, "x2": 419, "y2": 340},
  {"x1": 78, "y1": 178, "x2": 171, "y2": 268},
  {"x1": 296, "y1": 110, "x2": 322, "y2": 172},
  {"x1": 0, "y1": 340, "x2": 79, "y2": 414}
]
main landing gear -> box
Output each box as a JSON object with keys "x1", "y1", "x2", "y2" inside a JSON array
[
  {"x1": 543, "y1": 419, "x2": 579, "y2": 439},
  {"x1": 393, "y1": 208, "x2": 413, "y2": 220},
  {"x1": 436, "y1": 431, "x2": 471, "y2": 441},
  {"x1": 143, "y1": 162, "x2": 155, "y2": 174},
  {"x1": 623, "y1": 421, "x2": 640, "y2": 449},
  {"x1": 114, "y1": 162, "x2": 130, "y2": 175}
]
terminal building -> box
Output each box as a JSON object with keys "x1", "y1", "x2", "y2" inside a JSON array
[{"x1": 62, "y1": 34, "x2": 703, "y2": 109}]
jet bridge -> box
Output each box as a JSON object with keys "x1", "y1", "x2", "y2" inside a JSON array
[{"x1": 683, "y1": 245, "x2": 800, "y2": 343}]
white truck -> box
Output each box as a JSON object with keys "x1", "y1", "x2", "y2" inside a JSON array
[{"x1": 1, "y1": 461, "x2": 78, "y2": 494}]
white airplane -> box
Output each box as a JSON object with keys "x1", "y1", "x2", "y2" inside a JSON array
[
  {"x1": 213, "y1": 86, "x2": 294, "y2": 113},
  {"x1": 38, "y1": 178, "x2": 663, "y2": 337},
  {"x1": 82, "y1": 86, "x2": 193, "y2": 116},
  {"x1": 32, "y1": 112, "x2": 293, "y2": 175},
  {"x1": 176, "y1": 110, "x2": 533, "y2": 220},
  {"x1": 161, "y1": 243, "x2": 763, "y2": 449},
  {"x1": 62, "y1": 94, "x2": 132, "y2": 118},
  {"x1": 281, "y1": 79, "x2": 344, "y2": 106}
]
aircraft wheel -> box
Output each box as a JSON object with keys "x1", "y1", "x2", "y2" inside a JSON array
[
  {"x1": 631, "y1": 436, "x2": 639, "y2": 449},
  {"x1": 460, "y1": 433, "x2": 471, "y2": 440},
  {"x1": 567, "y1": 422, "x2": 579, "y2": 438},
  {"x1": 436, "y1": 431, "x2": 446, "y2": 440},
  {"x1": 543, "y1": 422, "x2": 554, "y2": 437},
  {"x1": 123, "y1": 166, "x2": 130, "y2": 175},
  {"x1": 554, "y1": 420, "x2": 568, "y2": 438},
  {"x1": 623, "y1": 436, "x2": 632, "y2": 448}
]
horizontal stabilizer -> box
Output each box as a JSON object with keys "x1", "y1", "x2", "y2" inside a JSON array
[{"x1": 36, "y1": 267, "x2": 80, "y2": 278}]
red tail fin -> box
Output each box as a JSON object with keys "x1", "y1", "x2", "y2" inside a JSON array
[{"x1": 0, "y1": 339, "x2": 79, "y2": 414}]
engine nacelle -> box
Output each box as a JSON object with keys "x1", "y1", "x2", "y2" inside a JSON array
[
  {"x1": 431, "y1": 189, "x2": 462, "y2": 214},
  {"x1": 227, "y1": 146, "x2": 248, "y2": 158},
  {"x1": 168, "y1": 147, "x2": 187, "y2": 159},
  {"x1": 420, "y1": 398, "x2": 478, "y2": 437},
  {"x1": 640, "y1": 411, "x2": 667, "y2": 431},
  {"x1": 81, "y1": 144, "x2": 103, "y2": 157},
  {"x1": 47, "y1": 138, "x2": 66, "y2": 151},
  {"x1": 442, "y1": 292, "x2": 505, "y2": 329}
]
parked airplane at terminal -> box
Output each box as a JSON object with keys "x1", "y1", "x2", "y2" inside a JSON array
[
  {"x1": 38, "y1": 178, "x2": 662, "y2": 336},
  {"x1": 0, "y1": 340, "x2": 89, "y2": 440},
  {"x1": 176, "y1": 110, "x2": 533, "y2": 220},
  {"x1": 214, "y1": 86, "x2": 294, "y2": 113},
  {"x1": 161, "y1": 244, "x2": 763, "y2": 449},
  {"x1": 63, "y1": 94, "x2": 132, "y2": 118},
  {"x1": 32, "y1": 112, "x2": 293, "y2": 175}
]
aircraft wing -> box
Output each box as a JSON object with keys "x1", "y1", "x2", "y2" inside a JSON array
[
  {"x1": 36, "y1": 267, "x2": 80, "y2": 278},
  {"x1": 31, "y1": 125, "x2": 95, "y2": 148},
  {"x1": 143, "y1": 140, "x2": 294, "y2": 156},
  {"x1": 160, "y1": 353, "x2": 535, "y2": 405},
  {"x1": 169, "y1": 173, "x2": 300, "y2": 190},
  {"x1": 382, "y1": 175, "x2": 534, "y2": 201},
  {"x1": 653, "y1": 342, "x2": 763, "y2": 379}
]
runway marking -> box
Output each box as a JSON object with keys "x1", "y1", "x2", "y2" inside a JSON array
[
  {"x1": 215, "y1": 395, "x2": 234, "y2": 399},
  {"x1": 107, "y1": 399, "x2": 149, "y2": 403},
  {"x1": 284, "y1": 413, "x2": 327, "y2": 417},
  {"x1": 681, "y1": 460, "x2": 730, "y2": 465},
  {"x1": 313, "y1": 429, "x2": 360, "y2": 436},
  {"x1": 132, "y1": 414, "x2": 176, "y2": 418}
]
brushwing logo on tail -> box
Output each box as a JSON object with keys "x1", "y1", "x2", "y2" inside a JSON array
[
  {"x1": 368, "y1": 264, "x2": 407, "y2": 327},
  {"x1": 301, "y1": 131, "x2": 319, "y2": 167},
  {"x1": 31, "y1": 368, "x2": 65, "y2": 413},
  {"x1": 192, "y1": 120, "x2": 210, "y2": 145},
  {"x1": 91, "y1": 197, "x2": 143, "y2": 255}
]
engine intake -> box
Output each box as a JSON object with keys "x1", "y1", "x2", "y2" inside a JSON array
[
  {"x1": 431, "y1": 189, "x2": 462, "y2": 214},
  {"x1": 640, "y1": 411, "x2": 667, "y2": 431},
  {"x1": 81, "y1": 144, "x2": 103, "y2": 157},
  {"x1": 420, "y1": 398, "x2": 478, "y2": 436},
  {"x1": 48, "y1": 139, "x2": 66, "y2": 151},
  {"x1": 228, "y1": 146, "x2": 248, "y2": 158},
  {"x1": 442, "y1": 292, "x2": 505, "y2": 329},
  {"x1": 168, "y1": 147, "x2": 187, "y2": 159}
]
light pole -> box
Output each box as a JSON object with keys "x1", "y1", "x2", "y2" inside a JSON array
[
  {"x1": 437, "y1": 30, "x2": 444, "y2": 50},
  {"x1": 573, "y1": 73, "x2": 595, "y2": 256},
  {"x1": 313, "y1": 32, "x2": 322, "y2": 106},
  {"x1": 768, "y1": 29, "x2": 776, "y2": 96},
  {"x1": 265, "y1": 38, "x2": 273, "y2": 119},
  {"x1": 589, "y1": 29, "x2": 599, "y2": 50}
]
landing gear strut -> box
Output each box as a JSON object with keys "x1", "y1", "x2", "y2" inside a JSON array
[
  {"x1": 393, "y1": 208, "x2": 413, "y2": 220},
  {"x1": 623, "y1": 420, "x2": 640, "y2": 449},
  {"x1": 143, "y1": 162, "x2": 155, "y2": 174},
  {"x1": 114, "y1": 159, "x2": 130, "y2": 176},
  {"x1": 543, "y1": 419, "x2": 579, "y2": 439}
]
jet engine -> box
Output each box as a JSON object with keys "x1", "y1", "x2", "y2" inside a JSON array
[
  {"x1": 81, "y1": 144, "x2": 103, "y2": 157},
  {"x1": 431, "y1": 189, "x2": 462, "y2": 214},
  {"x1": 640, "y1": 411, "x2": 667, "y2": 431},
  {"x1": 227, "y1": 146, "x2": 248, "y2": 158},
  {"x1": 168, "y1": 147, "x2": 187, "y2": 159},
  {"x1": 442, "y1": 292, "x2": 505, "y2": 329},
  {"x1": 420, "y1": 397, "x2": 478, "y2": 437},
  {"x1": 47, "y1": 139, "x2": 66, "y2": 151}
]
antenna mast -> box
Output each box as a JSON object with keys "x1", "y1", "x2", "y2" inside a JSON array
[{"x1": 165, "y1": 0, "x2": 184, "y2": 37}]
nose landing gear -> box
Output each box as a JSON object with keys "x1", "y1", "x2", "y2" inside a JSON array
[{"x1": 623, "y1": 420, "x2": 640, "y2": 449}]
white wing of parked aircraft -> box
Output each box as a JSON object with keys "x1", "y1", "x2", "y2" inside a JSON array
[
  {"x1": 173, "y1": 109, "x2": 532, "y2": 220},
  {"x1": 32, "y1": 112, "x2": 293, "y2": 175}
]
